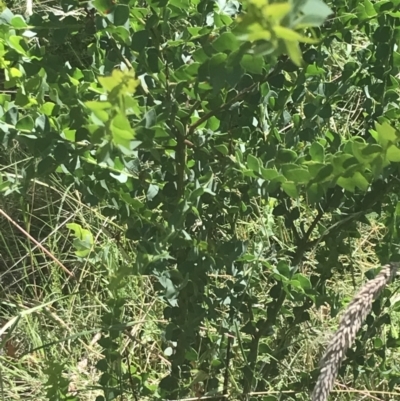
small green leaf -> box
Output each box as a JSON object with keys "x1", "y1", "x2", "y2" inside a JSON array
[
  {"x1": 264, "y1": 2, "x2": 291, "y2": 19},
  {"x1": 352, "y1": 141, "x2": 372, "y2": 164},
  {"x1": 332, "y1": 154, "x2": 357, "y2": 174},
  {"x1": 190, "y1": 187, "x2": 205, "y2": 201},
  {"x1": 300, "y1": 0, "x2": 333, "y2": 23},
  {"x1": 185, "y1": 347, "x2": 198, "y2": 361},
  {"x1": 8, "y1": 35, "x2": 27, "y2": 55},
  {"x1": 67, "y1": 223, "x2": 94, "y2": 257},
  {"x1": 285, "y1": 40, "x2": 302, "y2": 66},
  {"x1": 364, "y1": 0, "x2": 377, "y2": 17},
  {"x1": 132, "y1": 30, "x2": 149, "y2": 52},
  {"x1": 16, "y1": 115, "x2": 34, "y2": 131},
  {"x1": 10, "y1": 16, "x2": 27, "y2": 28},
  {"x1": 37, "y1": 156, "x2": 56, "y2": 176},
  {"x1": 111, "y1": 114, "x2": 135, "y2": 149},
  {"x1": 41, "y1": 102, "x2": 55, "y2": 116},
  {"x1": 277, "y1": 149, "x2": 297, "y2": 162},
  {"x1": 86, "y1": 101, "x2": 113, "y2": 110},
  {"x1": 304, "y1": 103, "x2": 317, "y2": 118},
  {"x1": 261, "y1": 168, "x2": 279, "y2": 180},
  {"x1": 374, "y1": 121, "x2": 398, "y2": 148},
  {"x1": 110, "y1": 172, "x2": 128, "y2": 183},
  {"x1": 352, "y1": 171, "x2": 370, "y2": 191},
  {"x1": 93, "y1": 0, "x2": 115, "y2": 13},
  {"x1": 313, "y1": 164, "x2": 333, "y2": 183},
  {"x1": 310, "y1": 142, "x2": 324, "y2": 162},
  {"x1": 307, "y1": 183, "x2": 323, "y2": 204},
  {"x1": 283, "y1": 168, "x2": 311, "y2": 183},
  {"x1": 337, "y1": 176, "x2": 356, "y2": 192},
  {"x1": 98, "y1": 69, "x2": 140, "y2": 95},
  {"x1": 386, "y1": 145, "x2": 400, "y2": 162},
  {"x1": 215, "y1": 144, "x2": 229, "y2": 155},
  {"x1": 362, "y1": 143, "x2": 383, "y2": 157},
  {"x1": 207, "y1": 116, "x2": 220, "y2": 130},
  {"x1": 113, "y1": 4, "x2": 130, "y2": 25},
  {"x1": 291, "y1": 273, "x2": 311, "y2": 290},
  {"x1": 212, "y1": 32, "x2": 239, "y2": 52},
  {"x1": 273, "y1": 26, "x2": 318, "y2": 43},
  {"x1": 63, "y1": 129, "x2": 76, "y2": 142},
  {"x1": 240, "y1": 55, "x2": 264, "y2": 74},
  {"x1": 147, "y1": 184, "x2": 159, "y2": 200},
  {"x1": 247, "y1": 154, "x2": 260, "y2": 173},
  {"x1": 282, "y1": 181, "x2": 298, "y2": 198}
]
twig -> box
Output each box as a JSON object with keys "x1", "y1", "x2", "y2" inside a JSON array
[{"x1": 0, "y1": 208, "x2": 75, "y2": 278}]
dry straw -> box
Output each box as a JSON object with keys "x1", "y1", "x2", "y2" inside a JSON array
[{"x1": 312, "y1": 263, "x2": 399, "y2": 401}]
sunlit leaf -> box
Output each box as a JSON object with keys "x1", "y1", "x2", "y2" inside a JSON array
[{"x1": 98, "y1": 69, "x2": 140, "y2": 96}]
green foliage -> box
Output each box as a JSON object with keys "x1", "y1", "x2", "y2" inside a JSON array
[{"x1": 2, "y1": 0, "x2": 400, "y2": 400}]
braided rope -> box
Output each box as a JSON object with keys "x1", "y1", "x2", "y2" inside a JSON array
[{"x1": 312, "y1": 263, "x2": 399, "y2": 401}]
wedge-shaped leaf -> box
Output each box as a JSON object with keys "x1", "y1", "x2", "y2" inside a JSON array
[
  {"x1": 98, "y1": 69, "x2": 140, "y2": 95},
  {"x1": 281, "y1": 163, "x2": 299, "y2": 175},
  {"x1": 111, "y1": 114, "x2": 135, "y2": 149},
  {"x1": 147, "y1": 184, "x2": 159, "y2": 201},
  {"x1": 190, "y1": 187, "x2": 205, "y2": 202},
  {"x1": 261, "y1": 168, "x2": 279, "y2": 180},
  {"x1": 241, "y1": 55, "x2": 264, "y2": 74},
  {"x1": 337, "y1": 171, "x2": 369, "y2": 192},
  {"x1": 212, "y1": 32, "x2": 240, "y2": 52},
  {"x1": 245, "y1": 23, "x2": 272, "y2": 42},
  {"x1": 370, "y1": 154, "x2": 390, "y2": 178},
  {"x1": 306, "y1": 162, "x2": 325, "y2": 178},
  {"x1": 8, "y1": 35, "x2": 28, "y2": 56},
  {"x1": 386, "y1": 145, "x2": 400, "y2": 162},
  {"x1": 86, "y1": 101, "x2": 113, "y2": 111},
  {"x1": 247, "y1": 154, "x2": 260, "y2": 173},
  {"x1": 310, "y1": 142, "x2": 324, "y2": 162},
  {"x1": 291, "y1": 273, "x2": 311, "y2": 290},
  {"x1": 352, "y1": 171, "x2": 370, "y2": 191},
  {"x1": 374, "y1": 121, "x2": 399, "y2": 148},
  {"x1": 282, "y1": 164, "x2": 311, "y2": 183},
  {"x1": 307, "y1": 183, "x2": 324, "y2": 204},
  {"x1": 361, "y1": 143, "x2": 383, "y2": 156},
  {"x1": 312, "y1": 164, "x2": 333, "y2": 183},
  {"x1": 351, "y1": 141, "x2": 367, "y2": 161},
  {"x1": 285, "y1": 40, "x2": 302, "y2": 66},
  {"x1": 93, "y1": 0, "x2": 115, "y2": 13},
  {"x1": 295, "y1": 13, "x2": 329, "y2": 28},
  {"x1": 110, "y1": 172, "x2": 128, "y2": 183},
  {"x1": 113, "y1": 4, "x2": 129, "y2": 25},
  {"x1": 278, "y1": 148, "x2": 297, "y2": 162},
  {"x1": 263, "y1": 2, "x2": 291, "y2": 19},
  {"x1": 363, "y1": 0, "x2": 377, "y2": 17},
  {"x1": 215, "y1": 144, "x2": 229, "y2": 155},
  {"x1": 242, "y1": 169, "x2": 258, "y2": 178},
  {"x1": 10, "y1": 16, "x2": 27, "y2": 28},
  {"x1": 299, "y1": 0, "x2": 333, "y2": 22},
  {"x1": 288, "y1": 168, "x2": 311, "y2": 183},
  {"x1": 67, "y1": 223, "x2": 94, "y2": 257},
  {"x1": 266, "y1": 176, "x2": 286, "y2": 192},
  {"x1": 273, "y1": 26, "x2": 318, "y2": 44},
  {"x1": 16, "y1": 115, "x2": 34, "y2": 131},
  {"x1": 337, "y1": 176, "x2": 356, "y2": 192},
  {"x1": 282, "y1": 181, "x2": 298, "y2": 198},
  {"x1": 352, "y1": 141, "x2": 382, "y2": 164},
  {"x1": 332, "y1": 154, "x2": 357, "y2": 174}
]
